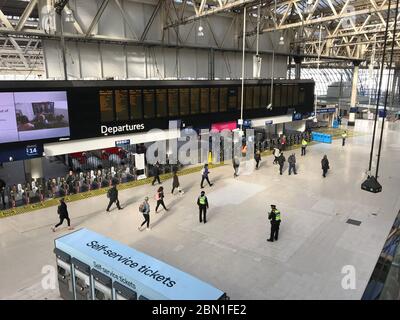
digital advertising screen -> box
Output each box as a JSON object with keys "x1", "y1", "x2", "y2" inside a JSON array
[{"x1": 0, "y1": 91, "x2": 70, "y2": 144}]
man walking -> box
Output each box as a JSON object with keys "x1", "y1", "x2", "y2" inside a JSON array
[
  {"x1": 267, "y1": 204, "x2": 281, "y2": 242},
  {"x1": 255, "y1": 150, "x2": 261, "y2": 170},
  {"x1": 106, "y1": 184, "x2": 123, "y2": 212},
  {"x1": 200, "y1": 164, "x2": 213, "y2": 188},
  {"x1": 288, "y1": 153, "x2": 297, "y2": 175},
  {"x1": 301, "y1": 138, "x2": 308, "y2": 156},
  {"x1": 151, "y1": 161, "x2": 162, "y2": 185},
  {"x1": 321, "y1": 155, "x2": 330, "y2": 178},
  {"x1": 197, "y1": 191, "x2": 209, "y2": 224},
  {"x1": 233, "y1": 156, "x2": 240, "y2": 178},
  {"x1": 342, "y1": 131, "x2": 347, "y2": 146},
  {"x1": 52, "y1": 198, "x2": 73, "y2": 232},
  {"x1": 277, "y1": 152, "x2": 286, "y2": 175}
]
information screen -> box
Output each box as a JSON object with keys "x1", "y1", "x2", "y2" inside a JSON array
[
  {"x1": 99, "y1": 90, "x2": 114, "y2": 122},
  {"x1": 115, "y1": 90, "x2": 129, "y2": 121},
  {"x1": 179, "y1": 88, "x2": 190, "y2": 116},
  {"x1": 0, "y1": 91, "x2": 70, "y2": 144}
]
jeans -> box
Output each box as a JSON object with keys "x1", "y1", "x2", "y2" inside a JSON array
[{"x1": 140, "y1": 214, "x2": 150, "y2": 228}]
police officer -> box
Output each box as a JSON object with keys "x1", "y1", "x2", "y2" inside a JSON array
[
  {"x1": 197, "y1": 191, "x2": 209, "y2": 224},
  {"x1": 267, "y1": 204, "x2": 281, "y2": 242}
]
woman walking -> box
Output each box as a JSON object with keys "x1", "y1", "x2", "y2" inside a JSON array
[
  {"x1": 52, "y1": 198, "x2": 73, "y2": 232},
  {"x1": 171, "y1": 171, "x2": 183, "y2": 195},
  {"x1": 155, "y1": 186, "x2": 168, "y2": 213},
  {"x1": 138, "y1": 197, "x2": 151, "y2": 231}
]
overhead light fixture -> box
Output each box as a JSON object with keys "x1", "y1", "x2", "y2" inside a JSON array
[
  {"x1": 279, "y1": 35, "x2": 284, "y2": 45},
  {"x1": 64, "y1": 8, "x2": 75, "y2": 23},
  {"x1": 198, "y1": 24, "x2": 204, "y2": 37},
  {"x1": 266, "y1": 103, "x2": 272, "y2": 109}
]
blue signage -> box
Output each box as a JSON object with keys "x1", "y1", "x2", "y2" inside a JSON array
[
  {"x1": 292, "y1": 113, "x2": 303, "y2": 121},
  {"x1": 26, "y1": 144, "x2": 40, "y2": 157},
  {"x1": 316, "y1": 108, "x2": 336, "y2": 114},
  {"x1": 115, "y1": 139, "x2": 130, "y2": 147},
  {"x1": 243, "y1": 119, "x2": 252, "y2": 128}
]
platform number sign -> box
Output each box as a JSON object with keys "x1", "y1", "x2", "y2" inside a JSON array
[{"x1": 26, "y1": 145, "x2": 39, "y2": 157}]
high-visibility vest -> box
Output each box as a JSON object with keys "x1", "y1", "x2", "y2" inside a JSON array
[
  {"x1": 274, "y1": 209, "x2": 281, "y2": 221},
  {"x1": 199, "y1": 196, "x2": 206, "y2": 205},
  {"x1": 342, "y1": 133, "x2": 347, "y2": 138},
  {"x1": 302, "y1": 139, "x2": 308, "y2": 146}
]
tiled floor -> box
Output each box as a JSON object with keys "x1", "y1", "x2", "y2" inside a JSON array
[{"x1": 1, "y1": 119, "x2": 399, "y2": 300}]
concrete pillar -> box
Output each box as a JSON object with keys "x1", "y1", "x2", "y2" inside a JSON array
[
  {"x1": 24, "y1": 158, "x2": 44, "y2": 181},
  {"x1": 348, "y1": 61, "x2": 360, "y2": 126}
]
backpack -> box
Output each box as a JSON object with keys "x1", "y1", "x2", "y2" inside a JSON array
[{"x1": 139, "y1": 202, "x2": 145, "y2": 213}]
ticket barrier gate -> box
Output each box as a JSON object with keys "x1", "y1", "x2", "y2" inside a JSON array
[
  {"x1": 54, "y1": 248, "x2": 73, "y2": 300},
  {"x1": 71, "y1": 258, "x2": 91, "y2": 300},
  {"x1": 91, "y1": 269, "x2": 112, "y2": 300},
  {"x1": 113, "y1": 281, "x2": 137, "y2": 300}
]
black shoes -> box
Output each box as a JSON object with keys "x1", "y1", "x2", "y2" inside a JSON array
[{"x1": 267, "y1": 239, "x2": 273, "y2": 242}]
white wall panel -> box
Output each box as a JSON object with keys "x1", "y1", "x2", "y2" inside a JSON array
[
  {"x1": 101, "y1": 44, "x2": 126, "y2": 79},
  {"x1": 43, "y1": 40, "x2": 63, "y2": 79},
  {"x1": 65, "y1": 42, "x2": 81, "y2": 79},
  {"x1": 79, "y1": 43, "x2": 102, "y2": 78},
  {"x1": 196, "y1": 51, "x2": 208, "y2": 79},
  {"x1": 72, "y1": 0, "x2": 99, "y2": 35},
  {"x1": 124, "y1": 1, "x2": 145, "y2": 38},
  {"x1": 127, "y1": 46, "x2": 146, "y2": 78},
  {"x1": 143, "y1": 3, "x2": 162, "y2": 42},
  {"x1": 179, "y1": 49, "x2": 196, "y2": 78},
  {"x1": 98, "y1": 0, "x2": 125, "y2": 37}
]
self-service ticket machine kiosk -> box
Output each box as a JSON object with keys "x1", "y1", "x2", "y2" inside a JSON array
[
  {"x1": 91, "y1": 269, "x2": 113, "y2": 300},
  {"x1": 54, "y1": 228, "x2": 227, "y2": 300},
  {"x1": 113, "y1": 282, "x2": 137, "y2": 300},
  {"x1": 54, "y1": 248, "x2": 73, "y2": 300},
  {"x1": 71, "y1": 258, "x2": 91, "y2": 300}
]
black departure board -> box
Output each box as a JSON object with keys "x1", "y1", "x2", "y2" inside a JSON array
[
  {"x1": 219, "y1": 88, "x2": 228, "y2": 112},
  {"x1": 129, "y1": 89, "x2": 142, "y2": 120},
  {"x1": 253, "y1": 86, "x2": 260, "y2": 109},
  {"x1": 200, "y1": 88, "x2": 209, "y2": 113},
  {"x1": 281, "y1": 85, "x2": 288, "y2": 107},
  {"x1": 143, "y1": 89, "x2": 155, "y2": 119},
  {"x1": 115, "y1": 90, "x2": 129, "y2": 121},
  {"x1": 210, "y1": 88, "x2": 218, "y2": 113},
  {"x1": 99, "y1": 90, "x2": 114, "y2": 122},
  {"x1": 156, "y1": 89, "x2": 167, "y2": 118},
  {"x1": 168, "y1": 88, "x2": 179, "y2": 116},
  {"x1": 190, "y1": 88, "x2": 200, "y2": 114},
  {"x1": 228, "y1": 88, "x2": 237, "y2": 110},
  {"x1": 179, "y1": 88, "x2": 190, "y2": 115}
]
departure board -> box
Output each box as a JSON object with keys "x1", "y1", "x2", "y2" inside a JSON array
[
  {"x1": 287, "y1": 85, "x2": 294, "y2": 107},
  {"x1": 99, "y1": 90, "x2": 114, "y2": 122},
  {"x1": 245, "y1": 86, "x2": 253, "y2": 109},
  {"x1": 292, "y1": 85, "x2": 299, "y2": 106},
  {"x1": 210, "y1": 88, "x2": 219, "y2": 113},
  {"x1": 115, "y1": 90, "x2": 129, "y2": 121},
  {"x1": 129, "y1": 89, "x2": 142, "y2": 120},
  {"x1": 200, "y1": 88, "x2": 209, "y2": 113},
  {"x1": 281, "y1": 85, "x2": 288, "y2": 107},
  {"x1": 143, "y1": 89, "x2": 155, "y2": 119},
  {"x1": 179, "y1": 88, "x2": 190, "y2": 115},
  {"x1": 156, "y1": 89, "x2": 167, "y2": 118},
  {"x1": 253, "y1": 86, "x2": 260, "y2": 108},
  {"x1": 168, "y1": 89, "x2": 179, "y2": 116},
  {"x1": 228, "y1": 88, "x2": 237, "y2": 110},
  {"x1": 219, "y1": 88, "x2": 227, "y2": 112},
  {"x1": 190, "y1": 88, "x2": 200, "y2": 114},
  {"x1": 299, "y1": 86, "x2": 305, "y2": 105},
  {"x1": 274, "y1": 85, "x2": 281, "y2": 107}
]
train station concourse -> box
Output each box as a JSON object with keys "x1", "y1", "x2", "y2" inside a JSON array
[{"x1": 0, "y1": 0, "x2": 400, "y2": 303}]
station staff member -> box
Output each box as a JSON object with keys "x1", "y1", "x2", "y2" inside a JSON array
[
  {"x1": 197, "y1": 191, "x2": 209, "y2": 224},
  {"x1": 301, "y1": 138, "x2": 308, "y2": 156},
  {"x1": 267, "y1": 205, "x2": 281, "y2": 242},
  {"x1": 342, "y1": 131, "x2": 348, "y2": 146}
]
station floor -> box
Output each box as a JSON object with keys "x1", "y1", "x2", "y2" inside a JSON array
[{"x1": 1, "y1": 119, "x2": 400, "y2": 300}]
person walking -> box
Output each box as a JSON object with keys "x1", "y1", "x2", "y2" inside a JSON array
[
  {"x1": 301, "y1": 138, "x2": 308, "y2": 156},
  {"x1": 200, "y1": 164, "x2": 213, "y2": 188},
  {"x1": 277, "y1": 152, "x2": 286, "y2": 175},
  {"x1": 52, "y1": 198, "x2": 73, "y2": 232},
  {"x1": 273, "y1": 147, "x2": 281, "y2": 164},
  {"x1": 255, "y1": 150, "x2": 261, "y2": 170},
  {"x1": 267, "y1": 204, "x2": 281, "y2": 242},
  {"x1": 106, "y1": 184, "x2": 123, "y2": 212},
  {"x1": 288, "y1": 153, "x2": 297, "y2": 175},
  {"x1": 321, "y1": 155, "x2": 330, "y2": 178},
  {"x1": 342, "y1": 131, "x2": 347, "y2": 147},
  {"x1": 138, "y1": 197, "x2": 151, "y2": 231},
  {"x1": 0, "y1": 178, "x2": 6, "y2": 209},
  {"x1": 280, "y1": 135, "x2": 287, "y2": 151},
  {"x1": 151, "y1": 161, "x2": 162, "y2": 185},
  {"x1": 171, "y1": 171, "x2": 183, "y2": 195},
  {"x1": 155, "y1": 186, "x2": 168, "y2": 213},
  {"x1": 232, "y1": 156, "x2": 240, "y2": 178},
  {"x1": 197, "y1": 191, "x2": 209, "y2": 224}
]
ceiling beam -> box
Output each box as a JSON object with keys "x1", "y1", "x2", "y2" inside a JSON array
[{"x1": 15, "y1": 0, "x2": 38, "y2": 31}]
